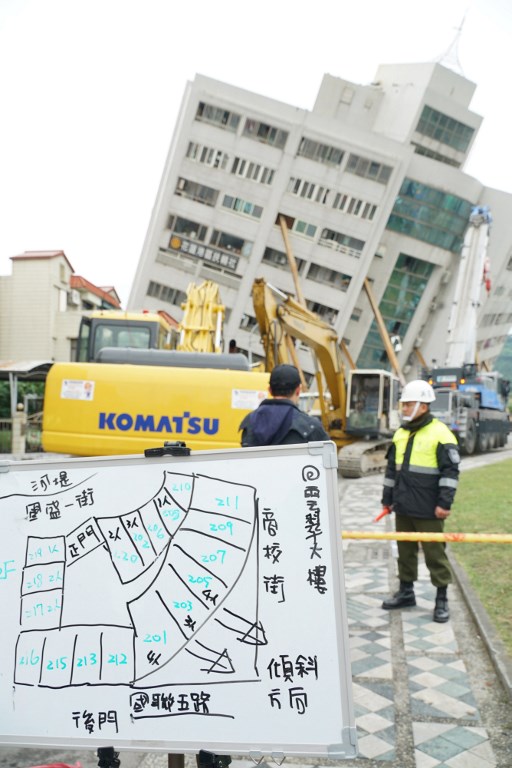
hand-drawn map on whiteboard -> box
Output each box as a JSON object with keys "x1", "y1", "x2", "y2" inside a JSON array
[{"x1": 0, "y1": 443, "x2": 357, "y2": 759}]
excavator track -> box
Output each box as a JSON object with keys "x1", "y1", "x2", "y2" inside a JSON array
[{"x1": 338, "y1": 439, "x2": 392, "y2": 478}]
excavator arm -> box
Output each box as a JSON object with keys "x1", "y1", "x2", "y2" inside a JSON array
[{"x1": 252, "y1": 278, "x2": 349, "y2": 440}]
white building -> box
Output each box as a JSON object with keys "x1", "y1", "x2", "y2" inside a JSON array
[{"x1": 128, "y1": 62, "x2": 512, "y2": 377}]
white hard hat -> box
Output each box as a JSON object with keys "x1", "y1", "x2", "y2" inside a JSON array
[{"x1": 400, "y1": 379, "x2": 436, "y2": 403}]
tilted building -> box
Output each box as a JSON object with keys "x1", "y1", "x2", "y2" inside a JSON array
[{"x1": 128, "y1": 62, "x2": 512, "y2": 377}]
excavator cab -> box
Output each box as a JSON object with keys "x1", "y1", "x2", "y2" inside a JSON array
[{"x1": 346, "y1": 369, "x2": 401, "y2": 438}]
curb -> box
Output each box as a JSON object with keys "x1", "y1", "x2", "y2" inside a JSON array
[{"x1": 448, "y1": 548, "x2": 512, "y2": 702}]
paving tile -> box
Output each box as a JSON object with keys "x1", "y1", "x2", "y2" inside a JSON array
[
  {"x1": 413, "y1": 721, "x2": 454, "y2": 744},
  {"x1": 417, "y1": 734, "x2": 465, "y2": 761},
  {"x1": 356, "y1": 733, "x2": 393, "y2": 759},
  {"x1": 411, "y1": 687, "x2": 479, "y2": 720},
  {"x1": 356, "y1": 712, "x2": 394, "y2": 734},
  {"x1": 442, "y1": 725, "x2": 488, "y2": 750},
  {"x1": 414, "y1": 749, "x2": 441, "y2": 768}
]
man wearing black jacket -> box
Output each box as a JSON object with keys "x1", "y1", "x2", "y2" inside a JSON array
[
  {"x1": 380, "y1": 379, "x2": 460, "y2": 623},
  {"x1": 239, "y1": 364, "x2": 329, "y2": 446}
]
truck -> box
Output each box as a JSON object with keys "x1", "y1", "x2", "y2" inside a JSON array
[
  {"x1": 422, "y1": 206, "x2": 510, "y2": 454},
  {"x1": 424, "y1": 364, "x2": 510, "y2": 454},
  {"x1": 252, "y1": 278, "x2": 401, "y2": 477}
]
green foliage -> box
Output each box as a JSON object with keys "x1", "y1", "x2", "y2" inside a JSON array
[
  {"x1": 0, "y1": 381, "x2": 45, "y2": 418},
  {"x1": 448, "y1": 459, "x2": 512, "y2": 657}
]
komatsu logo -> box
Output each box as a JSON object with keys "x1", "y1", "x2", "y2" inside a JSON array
[{"x1": 98, "y1": 412, "x2": 219, "y2": 435}]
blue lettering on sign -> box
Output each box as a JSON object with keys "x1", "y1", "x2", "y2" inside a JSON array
[
  {"x1": 98, "y1": 413, "x2": 219, "y2": 436},
  {"x1": 135, "y1": 414, "x2": 155, "y2": 431}
]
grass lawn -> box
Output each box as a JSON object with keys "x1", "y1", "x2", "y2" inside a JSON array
[{"x1": 448, "y1": 458, "x2": 512, "y2": 657}]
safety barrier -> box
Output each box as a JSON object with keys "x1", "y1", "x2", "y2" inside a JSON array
[{"x1": 341, "y1": 531, "x2": 512, "y2": 543}]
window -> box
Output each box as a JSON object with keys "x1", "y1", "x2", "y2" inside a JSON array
[
  {"x1": 387, "y1": 178, "x2": 472, "y2": 253},
  {"x1": 297, "y1": 137, "x2": 344, "y2": 166},
  {"x1": 175, "y1": 178, "x2": 219, "y2": 207},
  {"x1": 412, "y1": 143, "x2": 461, "y2": 168},
  {"x1": 230, "y1": 156, "x2": 275, "y2": 185},
  {"x1": 262, "y1": 247, "x2": 305, "y2": 273},
  {"x1": 195, "y1": 101, "x2": 240, "y2": 132},
  {"x1": 307, "y1": 263, "x2": 351, "y2": 291},
  {"x1": 357, "y1": 253, "x2": 434, "y2": 370},
  {"x1": 415, "y1": 106, "x2": 474, "y2": 152},
  {"x1": 222, "y1": 195, "x2": 263, "y2": 219},
  {"x1": 186, "y1": 142, "x2": 229, "y2": 170},
  {"x1": 239, "y1": 314, "x2": 258, "y2": 330},
  {"x1": 306, "y1": 300, "x2": 338, "y2": 323},
  {"x1": 362, "y1": 202, "x2": 377, "y2": 220},
  {"x1": 319, "y1": 228, "x2": 365, "y2": 257},
  {"x1": 293, "y1": 220, "x2": 317, "y2": 238},
  {"x1": 167, "y1": 215, "x2": 207, "y2": 241},
  {"x1": 346, "y1": 154, "x2": 393, "y2": 184},
  {"x1": 210, "y1": 229, "x2": 249, "y2": 256},
  {"x1": 288, "y1": 177, "x2": 331, "y2": 205},
  {"x1": 243, "y1": 119, "x2": 288, "y2": 149},
  {"x1": 147, "y1": 281, "x2": 187, "y2": 307}
]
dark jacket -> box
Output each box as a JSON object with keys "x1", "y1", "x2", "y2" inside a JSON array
[
  {"x1": 381, "y1": 412, "x2": 460, "y2": 519},
  {"x1": 239, "y1": 398, "x2": 329, "y2": 447}
]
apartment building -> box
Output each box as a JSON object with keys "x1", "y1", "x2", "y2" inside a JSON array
[
  {"x1": 128, "y1": 62, "x2": 512, "y2": 376},
  {"x1": 0, "y1": 251, "x2": 121, "y2": 362}
]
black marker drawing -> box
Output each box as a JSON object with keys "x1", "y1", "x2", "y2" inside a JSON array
[{"x1": 13, "y1": 472, "x2": 265, "y2": 695}]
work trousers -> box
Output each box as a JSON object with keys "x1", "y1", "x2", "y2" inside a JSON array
[{"x1": 395, "y1": 514, "x2": 452, "y2": 588}]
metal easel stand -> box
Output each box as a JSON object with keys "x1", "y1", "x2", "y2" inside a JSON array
[
  {"x1": 196, "y1": 751, "x2": 232, "y2": 768},
  {"x1": 97, "y1": 746, "x2": 120, "y2": 768}
]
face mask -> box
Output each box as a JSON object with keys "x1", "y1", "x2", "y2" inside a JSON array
[{"x1": 402, "y1": 401, "x2": 420, "y2": 423}]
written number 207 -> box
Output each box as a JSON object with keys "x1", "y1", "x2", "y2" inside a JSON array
[{"x1": 201, "y1": 549, "x2": 226, "y2": 564}]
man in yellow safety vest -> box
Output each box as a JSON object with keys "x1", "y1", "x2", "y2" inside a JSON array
[{"x1": 380, "y1": 379, "x2": 460, "y2": 623}]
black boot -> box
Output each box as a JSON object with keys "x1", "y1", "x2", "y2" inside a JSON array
[
  {"x1": 433, "y1": 587, "x2": 449, "y2": 623},
  {"x1": 382, "y1": 581, "x2": 416, "y2": 610}
]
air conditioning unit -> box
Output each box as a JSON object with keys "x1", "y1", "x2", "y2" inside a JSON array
[{"x1": 67, "y1": 289, "x2": 80, "y2": 306}]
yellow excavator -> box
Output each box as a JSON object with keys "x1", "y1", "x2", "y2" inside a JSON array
[
  {"x1": 252, "y1": 277, "x2": 402, "y2": 477},
  {"x1": 41, "y1": 280, "x2": 269, "y2": 457}
]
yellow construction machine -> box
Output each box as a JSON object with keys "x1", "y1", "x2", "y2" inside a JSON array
[
  {"x1": 177, "y1": 280, "x2": 225, "y2": 353},
  {"x1": 76, "y1": 309, "x2": 179, "y2": 362},
  {"x1": 252, "y1": 277, "x2": 401, "y2": 477},
  {"x1": 42, "y1": 281, "x2": 269, "y2": 457}
]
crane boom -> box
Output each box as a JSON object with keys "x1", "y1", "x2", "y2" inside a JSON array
[
  {"x1": 445, "y1": 206, "x2": 492, "y2": 367},
  {"x1": 178, "y1": 281, "x2": 225, "y2": 353}
]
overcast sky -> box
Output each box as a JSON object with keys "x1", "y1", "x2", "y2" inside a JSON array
[{"x1": 1, "y1": 0, "x2": 511, "y2": 305}]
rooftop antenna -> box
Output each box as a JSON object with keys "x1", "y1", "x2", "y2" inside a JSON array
[{"x1": 435, "y1": 13, "x2": 466, "y2": 76}]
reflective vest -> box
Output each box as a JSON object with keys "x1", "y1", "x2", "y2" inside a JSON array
[
  {"x1": 388, "y1": 418, "x2": 459, "y2": 518},
  {"x1": 393, "y1": 418, "x2": 457, "y2": 474}
]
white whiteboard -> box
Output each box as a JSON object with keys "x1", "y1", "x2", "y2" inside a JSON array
[{"x1": 0, "y1": 442, "x2": 357, "y2": 760}]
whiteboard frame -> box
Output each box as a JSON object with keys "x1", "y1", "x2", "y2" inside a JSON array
[{"x1": 0, "y1": 442, "x2": 357, "y2": 759}]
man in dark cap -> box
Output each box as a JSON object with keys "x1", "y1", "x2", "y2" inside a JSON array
[{"x1": 239, "y1": 363, "x2": 329, "y2": 446}]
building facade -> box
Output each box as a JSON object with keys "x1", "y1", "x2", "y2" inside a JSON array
[
  {"x1": 0, "y1": 251, "x2": 121, "y2": 362},
  {"x1": 128, "y1": 63, "x2": 512, "y2": 377}
]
